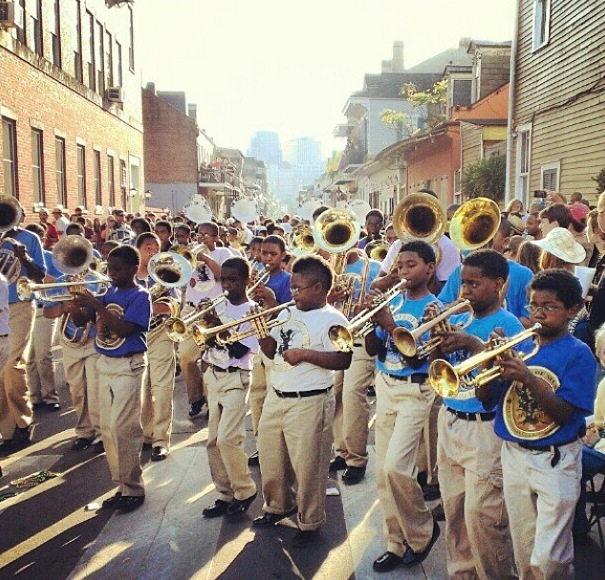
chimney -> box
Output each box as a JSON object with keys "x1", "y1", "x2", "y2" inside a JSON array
[
  {"x1": 188, "y1": 103, "x2": 197, "y2": 121},
  {"x1": 392, "y1": 41, "x2": 404, "y2": 72},
  {"x1": 145, "y1": 82, "x2": 156, "y2": 95}
]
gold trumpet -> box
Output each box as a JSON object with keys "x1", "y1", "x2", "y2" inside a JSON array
[
  {"x1": 428, "y1": 323, "x2": 541, "y2": 398},
  {"x1": 328, "y1": 279, "x2": 407, "y2": 352},
  {"x1": 393, "y1": 299, "x2": 474, "y2": 358},
  {"x1": 248, "y1": 269, "x2": 270, "y2": 295},
  {"x1": 192, "y1": 300, "x2": 295, "y2": 349},
  {"x1": 164, "y1": 291, "x2": 229, "y2": 343}
]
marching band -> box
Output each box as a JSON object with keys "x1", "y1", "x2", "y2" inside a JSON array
[{"x1": 0, "y1": 189, "x2": 603, "y2": 577}]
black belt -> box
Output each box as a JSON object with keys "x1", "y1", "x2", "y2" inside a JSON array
[
  {"x1": 515, "y1": 439, "x2": 579, "y2": 467},
  {"x1": 274, "y1": 386, "x2": 333, "y2": 398},
  {"x1": 210, "y1": 365, "x2": 246, "y2": 374},
  {"x1": 385, "y1": 372, "x2": 428, "y2": 383},
  {"x1": 447, "y1": 407, "x2": 496, "y2": 422},
  {"x1": 0, "y1": 334, "x2": 7, "y2": 338},
  {"x1": 37, "y1": 304, "x2": 44, "y2": 308}
]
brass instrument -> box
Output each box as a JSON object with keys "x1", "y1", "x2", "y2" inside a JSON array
[
  {"x1": 291, "y1": 225, "x2": 317, "y2": 257},
  {"x1": 449, "y1": 197, "x2": 501, "y2": 251},
  {"x1": 340, "y1": 250, "x2": 369, "y2": 319},
  {"x1": 96, "y1": 303, "x2": 126, "y2": 350},
  {"x1": 59, "y1": 308, "x2": 93, "y2": 345},
  {"x1": 192, "y1": 300, "x2": 295, "y2": 349},
  {"x1": 365, "y1": 240, "x2": 389, "y2": 261},
  {"x1": 171, "y1": 244, "x2": 198, "y2": 269},
  {"x1": 428, "y1": 323, "x2": 542, "y2": 398},
  {"x1": 248, "y1": 269, "x2": 270, "y2": 295},
  {"x1": 392, "y1": 192, "x2": 446, "y2": 245},
  {"x1": 313, "y1": 207, "x2": 361, "y2": 272},
  {"x1": 328, "y1": 279, "x2": 407, "y2": 352},
  {"x1": 164, "y1": 291, "x2": 229, "y2": 342},
  {"x1": 393, "y1": 299, "x2": 474, "y2": 358},
  {"x1": 231, "y1": 198, "x2": 259, "y2": 224},
  {"x1": 0, "y1": 196, "x2": 23, "y2": 282},
  {"x1": 183, "y1": 195, "x2": 213, "y2": 224}
]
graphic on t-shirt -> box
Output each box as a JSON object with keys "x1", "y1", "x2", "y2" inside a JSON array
[
  {"x1": 96, "y1": 303, "x2": 125, "y2": 350},
  {"x1": 504, "y1": 365, "x2": 560, "y2": 440},
  {"x1": 382, "y1": 312, "x2": 417, "y2": 372},
  {"x1": 273, "y1": 320, "x2": 310, "y2": 372},
  {"x1": 194, "y1": 263, "x2": 215, "y2": 293}
]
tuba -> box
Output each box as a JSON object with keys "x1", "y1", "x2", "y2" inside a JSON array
[
  {"x1": 231, "y1": 198, "x2": 259, "y2": 224},
  {"x1": 449, "y1": 197, "x2": 501, "y2": 251},
  {"x1": 365, "y1": 240, "x2": 389, "y2": 262},
  {"x1": 429, "y1": 323, "x2": 541, "y2": 398},
  {"x1": 0, "y1": 196, "x2": 24, "y2": 282},
  {"x1": 392, "y1": 192, "x2": 446, "y2": 245},
  {"x1": 291, "y1": 225, "x2": 317, "y2": 258},
  {"x1": 183, "y1": 195, "x2": 213, "y2": 224}
]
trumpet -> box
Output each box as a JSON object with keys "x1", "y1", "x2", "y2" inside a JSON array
[
  {"x1": 17, "y1": 273, "x2": 110, "y2": 302},
  {"x1": 248, "y1": 269, "x2": 270, "y2": 295},
  {"x1": 164, "y1": 291, "x2": 229, "y2": 342},
  {"x1": 393, "y1": 299, "x2": 474, "y2": 358},
  {"x1": 192, "y1": 300, "x2": 295, "y2": 349},
  {"x1": 428, "y1": 323, "x2": 541, "y2": 398},
  {"x1": 328, "y1": 279, "x2": 407, "y2": 352}
]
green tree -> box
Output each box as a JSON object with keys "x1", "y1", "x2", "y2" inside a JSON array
[
  {"x1": 462, "y1": 155, "x2": 506, "y2": 202},
  {"x1": 592, "y1": 168, "x2": 605, "y2": 193}
]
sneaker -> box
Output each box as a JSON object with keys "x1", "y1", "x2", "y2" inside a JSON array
[
  {"x1": 72, "y1": 437, "x2": 93, "y2": 451},
  {"x1": 189, "y1": 398, "x2": 205, "y2": 418}
]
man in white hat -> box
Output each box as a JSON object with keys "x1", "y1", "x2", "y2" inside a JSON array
[{"x1": 51, "y1": 207, "x2": 71, "y2": 238}]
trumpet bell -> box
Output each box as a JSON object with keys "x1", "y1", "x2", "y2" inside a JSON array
[
  {"x1": 165, "y1": 318, "x2": 189, "y2": 342},
  {"x1": 328, "y1": 325, "x2": 355, "y2": 353},
  {"x1": 429, "y1": 359, "x2": 460, "y2": 397},
  {"x1": 313, "y1": 208, "x2": 361, "y2": 254},
  {"x1": 449, "y1": 197, "x2": 501, "y2": 251},
  {"x1": 391, "y1": 327, "x2": 418, "y2": 358},
  {"x1": 392, "y1": 193, "x2": 446, "y2": 245},
  {"x1": 52, "y1": 235, "x2": 94, "y2": 275},
  {"x1": 0, "y1": 196, "x2": 22, "y2": 233}
]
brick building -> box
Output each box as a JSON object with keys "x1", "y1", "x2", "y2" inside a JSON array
[{"x1": 0, "y1": 0, "x2": 144, "y2": 220}]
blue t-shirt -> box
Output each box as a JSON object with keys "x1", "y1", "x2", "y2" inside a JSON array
[
  {"x1": 494, "y1": 333, "x2": 596, "y2": 446},
  {"x1": 267, "y1": 269, "x2": 292, "y2": 304},
  {"x1": 439, "y1": 260, "x2": 533, "y2": 320},
  {"x1": 345, "y1": 257, "x2": 381, "y2": 301},
  {"x1": 44, "y1": 250, "x2": 62, "y2": 279},
  {"x1": 3, "y1": 229, "x2": 46, "y2": 303},
  {"x1": 375, "y1": 292, "x2": 440, "y2": 377},
  {"x1": 95, "y1": 285, "x2": 152, "y2": 357},
  {"x1": 443, "y1": 308, "x2": 525, "y2": 413}
]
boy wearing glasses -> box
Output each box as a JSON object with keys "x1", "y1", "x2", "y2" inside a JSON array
[
  {"x1": 477, "y1": 269, "x2": 596, "y2": 578},
  {"x1": 252, "y1": 256, "x2": 352, "y2": 548}
]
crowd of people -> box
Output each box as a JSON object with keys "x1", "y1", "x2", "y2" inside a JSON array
[{"x1": 1, "y1": 187, "x2": 605, "y2": 577}]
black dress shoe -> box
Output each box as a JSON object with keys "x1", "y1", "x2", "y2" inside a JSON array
[
  {"x1": 373, "y1": 551, "x2": 403, "y2": 572},
  {"x1": 189, "y1": 398, "x2": 205, "y2": 418},
  {"x1": 432, "y1": 503, "x2": 445, "y2": 522},
  {"x1": 291, "y1": 529, "x2": 319, "y2": 548},
  {"x1": 203, "y1": 499, "x2": 230, "y2": 518},
  {"x1": 342, "y1": 466, "x2": 366, "y2": 485},
  {"x1": 72, "y1": 437, "x2": 93, "y2": 451},
  {"x1": 227, "y1": 492, "x2": 257, "y2": 516},
  {"x1": 329, "y1": 456, "x2": 347, "y2": 472},
  {"x1": 252, "y1": 507, "x2": 297, "y2": 528},
  {"x1": 401, "y1": 520, "x2": 441, "y2": 567},
  {"x1": 102, "y1": 492, "x2": 123, "y2": 509},
  {"x1": 116, "y1": 495, "x2": 145, "y2": 513},
  {"x1": 31, "y1": 402, "x2": 45, "y2": 409},
  {"x1": 151, "y1": 446, "x2": 169, "y2": 461},
  {"x1": 247, "y1": 451, "x2": 260, "y2": 466},
  {"x1": 46, "y1": 403, "x2": 61, "y2": 412},
  {"x1": 423, "y1": 483, "x2": 441, "y2": 501}
]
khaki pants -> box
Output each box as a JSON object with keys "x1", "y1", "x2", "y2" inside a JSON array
[
  {"x1": 26, "y1": 309, "x2": 59, "y2": 405},
  {"x1": 0, "y1": 301, "x2": 35, "y2": 439},
  {"x1": 333, "y1": 344, "x2": 375, "y2": 468},
  {"x1": 97, "y1": 353, "x2": 147, "y2": 497},
  {"x1": 375, "y1": 372, "x2": 436, "y2": 555},
  {"x1": 437, "y1": 407, "x2": 517, "y2": 579},
  {"x1": 62, "y1": 338, "x2": 101, "y2": 440},
  {"x1": 205, "y1": 366, "x2": 256, "y2": 502},
  {"x1": 249, "y1": 351, "x2": 272, "y2": 437},
  {"x1": 141, "y1": 330, "x2": 176, "y2": 448},
  {"x1": 416, "y1": 394, "x2": 442, "y2": 485},
  {"x1": 178, "y1": 334, "x2": 203, "y2": 404},
  {"x1": 502, "y1": 440, "x2": 581, "y2": 580},
  {"x1": 258, "y1": 387, "x2": 335, "y2": 531}
]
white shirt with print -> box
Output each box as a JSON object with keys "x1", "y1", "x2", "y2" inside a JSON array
[{"x1": 186, "y1": 246, "x2": 233, "y2": 304}]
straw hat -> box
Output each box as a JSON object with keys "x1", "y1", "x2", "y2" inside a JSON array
[
  {"x1": 532, "y1": 227, "x2": 586, "y2": 264},
  {"x1": 507, "y1": 214, "x2": 525, "y2": 235}
]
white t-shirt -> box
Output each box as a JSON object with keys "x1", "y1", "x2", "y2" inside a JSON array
[
  {"x1": 186, "y1": 246, "x2": 233, "y2": 304},
  {"x1": 381, "y1": 235, "x2": 461, "y2": 282},
  {"x1": 269, "y1": 304, "x2": 348, "y2": 392},
  {"x1": 0, "y1": 274, "x2": 9, "y2": 335},
  {"x1": 203, "y1": 299, "x2": 259, "y2": 370},
  {"x1": 54, "y1": 216, "x2": 71, "y2": 237}
]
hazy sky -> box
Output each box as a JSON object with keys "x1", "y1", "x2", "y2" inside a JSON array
[{"x1": 138, "y1": 0, "x2": 516, "y2": 156}]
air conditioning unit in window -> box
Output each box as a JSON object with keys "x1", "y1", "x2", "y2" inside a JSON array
[
  {"x1": 106, "y1": 86, "x2": 125, "y2": 103},
  {"x1": 0, "y1": 1, "x2": 24, "y2": 28}
]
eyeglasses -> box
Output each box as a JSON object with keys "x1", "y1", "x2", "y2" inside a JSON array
[
  {"x1": 290, "y1": 284, "x2": 315, "y2": 297},
  {"x1": 197, "y1": 232, "x2": 216, "y2": 238},
  {"x1": 526, "y1": 303, "x2": 564, "y2": 314}
]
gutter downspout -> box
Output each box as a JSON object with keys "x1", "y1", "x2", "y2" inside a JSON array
[{"x1": 505, "y1": 0, "x2": 521, "y2": 205}]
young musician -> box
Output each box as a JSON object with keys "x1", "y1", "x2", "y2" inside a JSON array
[
  {"x1": 253, "y1": 256, "x2": 351, "y2": 548},
  {"x1": 434, "y1": 249, "x2": 519, "y2": 579},
  {"x1": 201, "y1": 257, "x2": 259, "y2": 518},
  {"x1": 478, "y1": 269, "x2": 596, "y2": 578},
  {"x1": 364, "y1": 241, "x2": 441, "y2": 572},
  {"x1": 73, "y1": 245, "x2": 152, "y2": 513},
  {"x1": 358, "y1": 209, "x2": 384, "y2": 250}
]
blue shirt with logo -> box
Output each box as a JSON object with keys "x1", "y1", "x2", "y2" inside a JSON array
[{"x1": 3, "y1": 228, "x2": 46, "y2": 304}]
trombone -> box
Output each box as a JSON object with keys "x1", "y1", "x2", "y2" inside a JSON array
[
  {"x1": 328, "y1": 279, "x2": 407, "y2": 352},
  {"x1": 428, "y1": 323, "x2": 541, "y2": 398},
  {"x1": 164, "y1": 291, "x2": 229, "y2": 343},
  {"x1": 192, "y1": 300, "x2": 295, "y2": 349},
  {"x1": 393, "y1": 299, "x2": 474, "y2": 358}
]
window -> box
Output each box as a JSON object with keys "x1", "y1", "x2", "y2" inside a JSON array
[
  {"x1": 97, "y1": 21, "x2": 105, "y2": 96},
  {"x1": 31, "y1": 129, "x2": 45, "y2": 204},
  {"x1": 128, "y1": 5, "x2": 135, "y2": 71},
  {"x1": 2, "y1": 118, "x2": 18, "y2": 198},
  {"x1": 474, "y1": 55, "x2": 482, "y2": 102},
  {"x1": 116, "y1": 41, "x2": 123, "y2": 86},
  {"x1": 74, "y1": 1, "x2": 83, "y2": 82},
  {"x1": 106, "y1": 31, "x2": 114, "y2": 88},
  {"x1": 453, "y1": 169, "x2": 462, "y2": 204},
  {"x1": 533, "y1": 0, "x2": 551, "y2": 51},
  {"x1": 515, "y1": 126, "x2": 531, "y2": 201},
  {"x1": 16, "y1": 0, "x2": 26, "y2": 45},
  {"x1": 31, "y1": 0, "x2": 43, "y2": 56},
  {"x1": 77, "y1": 144, "x2": 86, "y2": 207},
  {"x1": 51, "y1": 0, "x2": 62, "y2": 68},
  {"x1": 86, "y1": 11, "x2": 95, "y2": 91},
  {"x1": 93, "y1": 150, "x2": 102, "y2": 206},
  {"x1": 120, "y1": 159, "x2": 127, "y2": 209},
  {"x1": 541, "y1": 161, "x2": 560, "y2": 191},
  {"x1": 55, "y1": 137, "x2": 67, "y2": 206},
  {"x1": 108, "y1": 154, "x2": 116, "y2": 207}
]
